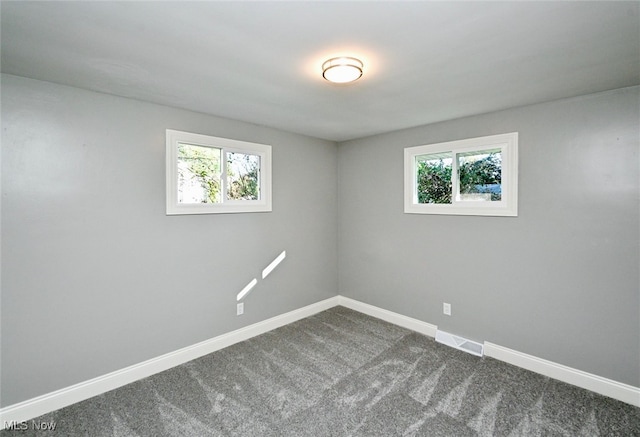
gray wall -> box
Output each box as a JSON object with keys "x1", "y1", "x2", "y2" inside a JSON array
[
  {"x1": 1, "y1": 74, "x2": 338, "y2": 406},
  {"x1": 338, "y1": 86, "x2": 640, "y2": 387},
  {"x1": 2, "y1": 73, "x2": 638, "y2": 407}
]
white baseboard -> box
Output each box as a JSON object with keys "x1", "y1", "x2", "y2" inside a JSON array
[
  {"x1": 337, "y1": 296, "x2": 438, "y2": 337},
  {"x1": 484, "y1": 342, "x2": 640, "y2": 407},
  {"x1": 338, "y1": 297, "x2": 639, "y2": 407},
  {"x1": 0, "y1": 296, "x2": 340, "y2": 429},
  {"x1": 2, "y1": 295, "x2": 638, "y2": 429}
]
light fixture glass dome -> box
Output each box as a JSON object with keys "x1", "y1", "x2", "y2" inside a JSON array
[{"x1": 322, "y1": 57, "x2": 363, "y2": 84}]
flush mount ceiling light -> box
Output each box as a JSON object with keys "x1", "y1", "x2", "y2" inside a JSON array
[{"x1": 322, "y1": 57, "x2": 363, "y2": 84}]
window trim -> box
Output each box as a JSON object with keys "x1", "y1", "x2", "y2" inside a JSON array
[
  {"x1": 166, "y1": 129, "x2": 272, "y2": 215},
  {"x1": 404, "y1": 132, "x2": 518, "y2": 216}
]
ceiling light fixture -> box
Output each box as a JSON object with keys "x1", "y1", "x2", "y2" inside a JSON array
[{"x1": 322, "y1": 57, "x2": 363, "y2": 84}]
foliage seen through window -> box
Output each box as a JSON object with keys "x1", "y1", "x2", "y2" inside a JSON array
[{"x1": 417, "y1": 151, "x2": 502, "y2": 204}]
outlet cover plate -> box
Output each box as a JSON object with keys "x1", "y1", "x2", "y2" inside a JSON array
[{"x1": 443, "y1": 302, "x2": 451, "y2": 316}]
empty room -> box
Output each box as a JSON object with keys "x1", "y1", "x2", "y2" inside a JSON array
[{"x1": 1, "y1": 1, "x2": 639, "y2": 435}]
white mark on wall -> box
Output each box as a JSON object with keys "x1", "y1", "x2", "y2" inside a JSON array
[
  {"x1": 262, "y1": 251, "x2": 286, "y2": 279},
  {"x1": 237, "y1": 278, "x2": 258, "y2": 301},
  {"x1": 236, "y1": 251, "x2": 287, "y2": 302}
]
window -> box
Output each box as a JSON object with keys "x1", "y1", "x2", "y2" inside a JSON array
[
  {"x1": 404, "y1": 132, "x2": 518, "y2": 216},
  {"x1": 166, "y1": 130, "x2": 272, "y2": 214}
]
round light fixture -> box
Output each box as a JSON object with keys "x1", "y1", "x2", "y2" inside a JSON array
[{"x1": 322, "y1": 57, "x2": 363, "y2": 84}]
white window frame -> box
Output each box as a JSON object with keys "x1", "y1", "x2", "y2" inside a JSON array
[
  {"x1": 166, "y1": 129, "x2": 272, "y2": 215},
  {"x1": 404, "y1": 132, "x2": 518, "y2": 216}
]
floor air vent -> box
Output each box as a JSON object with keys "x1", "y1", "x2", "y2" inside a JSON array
[{"x1": 435, "y1": 330, "x2": 484, "y2": 357}]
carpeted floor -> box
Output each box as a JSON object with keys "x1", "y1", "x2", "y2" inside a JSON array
[{"x1": 3, "y1": 306, "x2": 639, "y2": 436}]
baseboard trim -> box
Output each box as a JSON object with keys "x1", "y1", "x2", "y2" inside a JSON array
[
  {"x1": 337, "y1": 298, "x2": 639, "y2": 406},
  {"x1": 0, "y1": 296, "x2": 340, "y2": 429},
  {"x1": 337, "y1": 296, "x2": 438, "y2": 337},
  {"x1": 2, "y1": 296, "x2": 638, "y2": 428},
  {"x1": 483, "y1": 342, "x2": 640, "y2": 407}
]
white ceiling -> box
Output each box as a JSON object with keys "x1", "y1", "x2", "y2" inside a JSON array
[{"x1": 2, "y1": 1, "x2": 638, "y2": 142}]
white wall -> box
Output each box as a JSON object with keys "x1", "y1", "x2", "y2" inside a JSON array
[
  {"x1": 0, "y1": 74, "x2": 339, "y2": 406},
  {"x1": 338, "y1": 86, "x2": 640, "y2": 387}
]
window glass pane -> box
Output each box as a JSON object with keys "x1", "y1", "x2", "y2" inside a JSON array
[
  {"x1": 227, "y1": 152, "x2": 260, "y2": 200},
  {"x1": 177, "y1": 143, "x2": 222, "y2": 204},
  {"x1": 457, "y1": 149, "x2": 502, "y2": 201},
  {"x1": 416, "y1": 152, "x2": 452, "y2": 204}
]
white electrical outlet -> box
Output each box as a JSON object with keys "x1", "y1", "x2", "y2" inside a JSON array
[
  {"x1": 237, "y1": 302, "x2": 244, "y2": 316},
  {"x1": 443, "y1": 302, "x2": 451, "y2": 316}
]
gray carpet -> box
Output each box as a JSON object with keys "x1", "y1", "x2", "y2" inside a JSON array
[{"x1": 3, "y1": 306, "x2": 639, "y2": 436}]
